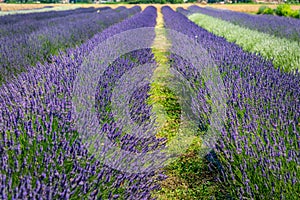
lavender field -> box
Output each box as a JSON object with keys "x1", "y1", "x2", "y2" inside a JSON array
[{"x1": 0, "y1": 5, "x2": 299, "y2": 200}]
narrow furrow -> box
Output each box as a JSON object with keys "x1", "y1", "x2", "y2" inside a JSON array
[
  {"x1": 150, "y1": 7, "x2": 225, "y2": 200},
  {"x1": 150, "y1": 7, "x2": 177, "y2": 139}
]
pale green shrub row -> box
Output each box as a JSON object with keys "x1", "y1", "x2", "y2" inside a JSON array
[{"x1": 189, "y1": 13, "x2": 300, "y2": 72}]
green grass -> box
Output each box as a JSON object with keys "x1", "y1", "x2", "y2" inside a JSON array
[
  {"x1": 155, "y1": 140, "x2": 228, "y2": 200},
  {"x1": 150, "y1": 22, "x2": 228, "y2": 200}
]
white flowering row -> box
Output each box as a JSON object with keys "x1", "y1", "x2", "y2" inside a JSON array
[{"x1": 189, "y1": 13, "x2": 300, "y2": 72}]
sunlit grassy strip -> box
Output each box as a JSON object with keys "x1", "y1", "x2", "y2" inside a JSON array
[
  {"x1": 189, "y1": 13, "x2": 300, "y2": 72},
  {"x1": 150, "y1": 8, "x2": 225, "y2": 200},
  {"x1": 149, "y1": 8, "x2": 178, "y2": 140}
]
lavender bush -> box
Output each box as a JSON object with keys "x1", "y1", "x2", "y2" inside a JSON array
[
  {"x1": 162, "y1": 6, "x2": 299, "y2": 199},
  {"x1": 0, "y1": 6, "x2": 165, "y2": 199}
]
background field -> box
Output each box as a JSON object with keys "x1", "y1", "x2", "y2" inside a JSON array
[
  {"x1": 1, "y1": 3, "x2": 300, "y2": 12},
  {"x1": 0, "y1": 3, "x2": 299, "y2": 200}
]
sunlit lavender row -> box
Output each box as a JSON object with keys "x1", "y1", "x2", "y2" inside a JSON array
[
  {"x1": 184, "y1": 11, "x2": 300, "y2": 72},
  {"x1": 0, "y1": 7, "x2": 106, "y2": 27},
  {"x1": 0, "y1": 7, "x2": 166, "y2": 199},
  {"x1": 187, "y1": 5, "x2": 300, "y2": 42},
  {"x1": 0, "y1": 6, "x2": 140, "y2": 84},
  {"x1": 162, "y1": 6, "x2": 299, "y2": 199}
]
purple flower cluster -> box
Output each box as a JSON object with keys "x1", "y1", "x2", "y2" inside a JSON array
[
  {"x1": 186, "y1": 6, "x2": 300, "y2": 42},
  {"x1": 95, "y1": 49, "x2": 166, "y2": 154},
  {"x1": 162, "y1": 6, "x2": 299, "y2": 199},
  {"x1": 129, "y1": 84, "x2": 152, "y2": 124},
  {"x1": 0, "y1": 6, "x2": 140, "y2": 84},
  {"x1": 0, "y1": 6, "x2": 165, "y2": 199}
]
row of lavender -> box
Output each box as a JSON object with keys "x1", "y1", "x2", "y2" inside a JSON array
[
  {"x1": 162, "y1": 6, "x2": 299, "y2": 199},
  {"x1": 184, "y1": 10, "x2": 300, "y2": 72},
  {"x1": 0, "y1": 8, "x2": 107, "y2": 41},
  {"x1": 186, "y1": 6, "x2": 300, "y2": 43},
  {"x1": 0, "y1": 7, "x2": 106, "y2": 26},
  {"x1": 0, "y1": 7, "x2": 164, "y2": 199},
  {"x1": 0, "y1": 6, "x2": 140, "y2": 84}
]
